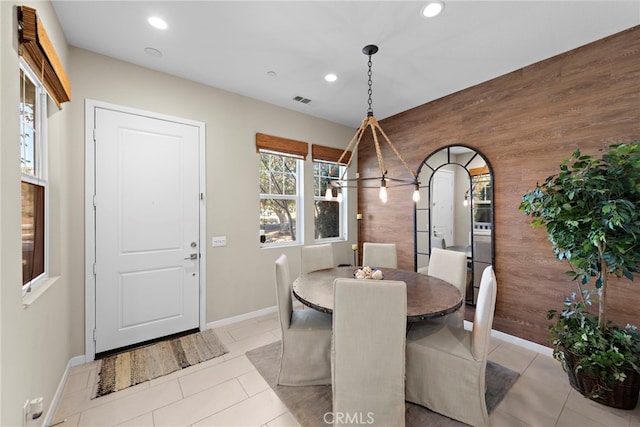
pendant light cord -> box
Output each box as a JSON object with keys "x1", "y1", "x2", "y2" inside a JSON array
[{"x1": 367, "y1": 54, "x2": 374, "y2": 116}]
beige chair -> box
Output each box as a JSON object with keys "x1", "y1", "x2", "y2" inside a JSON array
[
  {"x1": 431, "y1": 236, "x2": 446, "y2": 249},
  {"x1": 301, "y1": 243, "x2": 334, "y2": 274},
  {"x1": 417, "y1": 238, "x2": 446, "y2": 275},
  {"x1": 425, "y1": 247, "x2": 468, "y2": 326},
  {"x1": 332, "y1": 278, "x2": 407, "y2": 427},
  {"x1": 405, "y1": 266, "x2": 498, "y2": 427},
  {"x1": 362, "y1": 242, "x2": 398, "y2": 268},
  {"x1": 428, "y1": 248, "x2": 467, "y2": 294},
  {"x1": 274, "y1": 254, "x2": 332, "y2": 386}
]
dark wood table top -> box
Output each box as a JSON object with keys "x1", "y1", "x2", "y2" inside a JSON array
[{"x1": 292, "y1": 266, "x2": 463, "y2": 322}]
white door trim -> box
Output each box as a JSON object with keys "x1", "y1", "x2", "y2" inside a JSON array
[{"x1": 84, "y1": 99, "x2": 206, "y2": 362}]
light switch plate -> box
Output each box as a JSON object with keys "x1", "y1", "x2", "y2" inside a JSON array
[{"x1": 211, "y1": 236, "x2": 227, "y2": 247}]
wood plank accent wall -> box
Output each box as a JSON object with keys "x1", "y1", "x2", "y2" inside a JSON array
[{"x1": 358, "y1": 26, "x2": 640, "y2": 346}]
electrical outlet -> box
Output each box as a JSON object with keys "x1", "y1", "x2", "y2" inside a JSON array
[
  {"x1": 211, "y1": 236, "x2": 227, "y2": 247},
  {"x1": 30, "y1": 397, "x2": 43, "y2": 419}
]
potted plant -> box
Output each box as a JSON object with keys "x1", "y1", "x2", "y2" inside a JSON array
[{"x1": 519, "y1": 141, "x2": 640, "y2": 409}]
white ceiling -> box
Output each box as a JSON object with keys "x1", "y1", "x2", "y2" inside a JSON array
[{"x1": 52, "y1": 1, "x2": 640, "y2": 128}]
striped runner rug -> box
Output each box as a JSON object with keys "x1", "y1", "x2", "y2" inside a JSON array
[{"x1": 94, "y1": 329, "x2": 228, "y2": 398}]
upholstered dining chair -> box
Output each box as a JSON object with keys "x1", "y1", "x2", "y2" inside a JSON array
[
  {"x1": 428, "y1": 248, "x2": 467, "y2": 294},
  {"x1": 274, "y1": 254, "x2": 332, "y2": 386},
  {"x1": 405, "y1": 266, "x2": 498, "y2": 427},
  {"x1": 431, "y1": 236, "x2": 446, "y2": 250},
  {"x1": 425, "y1": 247, "x2": 468, "y2": 326},
  {"x1": 417, "y1": 238, "x2": 447, "y2": 275},
  {"x1": 301, "y1": 243, "x2": 335, "y2": 274},
  {"x1": 332, "y1": 278, "x2": 407, "y2": 426},
  {"x1": 362, "y1": 242, "x2": 398, "y2": 268}
]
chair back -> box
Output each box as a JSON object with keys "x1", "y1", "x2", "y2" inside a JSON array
[
  {"x1": 275, "y1": 254, "x2": 293, "y2": 331},
  {"x1": 301, "y1": 243, "x2": 334, "y2": 274},
  {"x1": 332, "y1": 278, "x2": 407, "y2": 427},
  {"x1": 427, "y1": 248, "x2": 468, "y2": 295},
  {"x1": 431, "y1": 236, "x2": 446, "y2": 249},
  {"x1": 362, "y1": 242, "x2": 398, "y2": 268},
  {"x1": 472, "y1": 266, "x2": 497, "y2": 361}
]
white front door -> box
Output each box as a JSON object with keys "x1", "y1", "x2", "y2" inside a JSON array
[
  {"x1": 431, "y1": 169, "x2": 454, "y2": 248},
  {"x1": 93, "y1": 107, "x2": 201, "y2": 353}
]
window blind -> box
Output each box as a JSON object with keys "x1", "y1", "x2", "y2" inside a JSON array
[
  {"x1": 469, "y1": 166, "x2": 489, "y2": 176},
  {"x1": 17, "y1": 6, "x2": 71, "y2": 108},
  {"x1": 256, "y1": 133, "x2": 308, "y2": 159},
  {"x1": 312, "y1": 144, "x2": 352, "y2": 165}
]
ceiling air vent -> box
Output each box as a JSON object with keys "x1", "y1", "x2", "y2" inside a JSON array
[{"x1": 293, "y1": 96, "x2": 312, "y2": 104}]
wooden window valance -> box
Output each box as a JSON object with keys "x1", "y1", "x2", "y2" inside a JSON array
[
  {"x1": 469, "y1": 165, "x2": 489, "y2": 176},
  {"x1": 18, "y1": 6, "x2": 71, "y2": 108},
  {"x1": 312, "y1": 144, "x2": 352, "y2": 165},
  {"x1": 256, "y1": 133, "x2": 308, "y2": 160}
]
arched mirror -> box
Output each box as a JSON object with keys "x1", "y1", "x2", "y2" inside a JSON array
[{"x1": 414, "y1": 145, "x2": 494, "y2": 306}]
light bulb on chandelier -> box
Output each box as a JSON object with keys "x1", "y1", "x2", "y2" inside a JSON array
[
  {"x1": 326, "y1": 44, "x2": 420, "y2": 204},
  {"x1": 463, "y1": 188, "x2": 471, "y2": 206},
  {"x1": 413, "y1": 183, "x2": 421, "y2": 203},
  {"x1": 379, "y1": 178, "x2": 388, "y2": 204}
]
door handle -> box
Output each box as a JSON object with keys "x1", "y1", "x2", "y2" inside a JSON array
[{"x1": 184, "y1": 253, "x2": 198, "y2": 260}]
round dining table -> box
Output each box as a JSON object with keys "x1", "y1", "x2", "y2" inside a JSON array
[{"x1": 292, "y1": 266, "x2": 463, "y2": 322}]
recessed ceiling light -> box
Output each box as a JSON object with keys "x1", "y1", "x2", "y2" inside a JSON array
[
  {"x1": 144, "y1": 47, "x2": 163, "y2": 58},
  {"x1": 325, "y1": 73, "x2": 338, "y2": 83},
  {"x1": 421, "y1": 1, "x2": 444, "y2": 18},
  {"x1": 148, "y1": 16, "x2": 168, "y2": 30}
]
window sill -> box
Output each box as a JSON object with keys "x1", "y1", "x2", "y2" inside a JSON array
[
  {"x1": 22, "y1": 275, "x2": 60, "y2": 309},
  {"x1": 314, "y1": 237, "x2": 347, "y2": 244},
  {"x1": 260, "y1": 241, "x2": 301, "y2": 249}
]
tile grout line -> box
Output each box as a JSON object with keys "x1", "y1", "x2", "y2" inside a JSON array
[{"x1": 554, "y1": 387, "x2": 573, "y2": 427}]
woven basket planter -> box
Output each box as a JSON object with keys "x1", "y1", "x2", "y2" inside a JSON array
[{"x1": 564, "y1": 349, "x2": 640, "y2": 410}]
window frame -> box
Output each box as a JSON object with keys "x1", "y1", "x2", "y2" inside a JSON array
[
  {"x1": 313, "y1": 160, "x2": 347, "y2": 242},
  {"x1": 259, "y1": 151, "x2": 303, "y2": 247},
  {"x1": 20, "y1": 59, "x2": 49, "y2": 294}
]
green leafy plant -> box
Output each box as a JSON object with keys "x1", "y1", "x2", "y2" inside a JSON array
[
  {"x1": 520, "y1": 142, "x2": 640, "y2": 398},
  {"x1": 547, "y1": 291, "x2": 640, "y2": 397}
]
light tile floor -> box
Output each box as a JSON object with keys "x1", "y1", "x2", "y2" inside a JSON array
[{"x1": 52, "y1": 312, "x2": 640, "y2": 426}]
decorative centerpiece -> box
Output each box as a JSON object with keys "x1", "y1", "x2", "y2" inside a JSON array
[{"x1": 354, "y1": 266, "x2": 384, "y2": 280}]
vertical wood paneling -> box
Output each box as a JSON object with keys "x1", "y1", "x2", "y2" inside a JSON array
[{"x1": 358, "y1": 26, "x2": 640, "y2": 345}]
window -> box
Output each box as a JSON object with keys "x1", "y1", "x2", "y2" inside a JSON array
[
  {"x1": 259, "y1": 152, "x2": 302, "y2": 245},
  {"x1": 257, "y1": 133, "x2": 307, "y2": 246},
  {"x1": 313, "y1": 161, "x2": 345, "y2": 240},
  {"x1": 311, "y1": 144, "x2": 350, "y2": 241},
  {"x1": 20, "y1": 62, "x2": 48, "y2": 292},
  {"x1": 256, "y1": 134, "x2": 350, "y2": 246}
]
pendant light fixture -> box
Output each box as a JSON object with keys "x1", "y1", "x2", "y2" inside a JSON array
[{"x1": 324, "y1": 44, "x2": 420, "y2": 204}]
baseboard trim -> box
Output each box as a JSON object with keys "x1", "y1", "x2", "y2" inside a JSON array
[
  {"x1": 43, "y1": 355, "x2": 85, "y2": 427},
  {"x1": 463, "y1": 320, "x2": 553, "y2": 356},
  {"x1": 206, "y1": 305, "x2": 279, "y2": 329}
]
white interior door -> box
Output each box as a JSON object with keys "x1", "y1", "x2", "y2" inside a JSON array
[
  {"x1": 432, "y1": 169, "x2": 454, "y2": 248},
  {"x1": 93, "y1": 107, "x2": 201, "y2": 353}
]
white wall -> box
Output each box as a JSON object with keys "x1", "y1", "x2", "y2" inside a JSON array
[
  {"x1": 1, "y1": 3, "x2": 356, "y2": 424},
  {"x1": 1, "y1": 1, "x2": 74, "y2": 426},
  {"x1": 0, "y1": 2, "x2": 4, "y2": 420},
  {"x1": 69, "y1": 49, "x2": 357, "y2": 329}
]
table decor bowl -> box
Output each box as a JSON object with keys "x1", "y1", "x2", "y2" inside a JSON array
[{"x1": 354, "y1": 266, "x2": 384, "y2": 280}]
